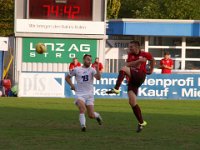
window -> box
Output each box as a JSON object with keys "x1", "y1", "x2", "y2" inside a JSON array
[
  {"x1": 149, "y1": 37, "x2": 182, "y2": 46},
  {"x1": 186, "y1": 49, "x2": 200, "y2": 58},
  {"x1": 185, "y1": 61, "x2": 200, "y2": 70},
  {"x1": 105, "y1": 59, "x2": 126, "y2": 73},
  {"x1": 149, "y1": 48, "x2": 181, "y2": 58},
  {"x1": 186, "y1": 38, "x2": 200, "y2": 46}
]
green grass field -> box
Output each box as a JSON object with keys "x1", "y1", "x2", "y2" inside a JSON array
[{"x1": 0, "y1": 98, "x2": 199, "y2": 150}]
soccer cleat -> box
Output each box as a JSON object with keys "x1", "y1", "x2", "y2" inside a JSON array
[
  {"x1": 81, "y1": 125, "x2": 86, "y2": 132},
  {"x1": 96, "y1": 115, "x2": 103, "y2": 125},
  {"x1": 136, "y1": 120, "x2": 147, "y2": 133},
  {"x1": 106, "y1": 88, "x2": 120, "y2": 94}
]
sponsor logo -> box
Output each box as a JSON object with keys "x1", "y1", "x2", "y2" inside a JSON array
[{"x1": 29, "y1": 42, "x2": 91, "y2": 58}]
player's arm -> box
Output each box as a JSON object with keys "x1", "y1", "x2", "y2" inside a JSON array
[
  {"x1": 160, "y1": 62, "x2": 173, "y2": 70},
  {"x1": 165, "y1": 65, "x2": 173, "y2": 70},
  {"x1": 160, "y1": 60, "x2": 173, "y2": 69},
  {"x1": 99, "y1": 63, "x2": 103, "y2": 72},
  {"x1": 148, "y1": 58, "x2": 156, "y2": 74},
  {"x1": 93, "y1": 64, "x2": 101, "y2": 80},
  {"x1": 159, "y1": 60, "x2": 167, "y2": 69},
  {"x1": 146, "y1": 52, "x2": 156, "y2": 75},
  {"x1": 166, "y1": 60, "x2": 174, "y2": 70},
  {"x1": 159, "y1": 65, "x2": 164, "y2": 69},
  {"x1": 65, "y1": 74, "x2": 75, "y2": 90},
  {"x1": 159, "y1": 62, "x2": 164, "y2": 69},
  {"x1": 69, "y1": 63, "x2": 73, "y2": 71}
]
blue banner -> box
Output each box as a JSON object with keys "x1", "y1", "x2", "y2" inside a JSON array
[{"x1": 65, "y1": 73, "x2": 200, "y2": 100}]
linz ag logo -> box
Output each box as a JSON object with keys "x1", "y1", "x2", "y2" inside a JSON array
[{"x1": 29, "y1": 42, "x2": 91, "y2": 58}]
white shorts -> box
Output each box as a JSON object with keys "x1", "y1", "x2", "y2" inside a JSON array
[{"x1": 74, "y1": 94, "x2": 94, "y2": 106}]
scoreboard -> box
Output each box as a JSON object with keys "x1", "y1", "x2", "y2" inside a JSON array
[
  {"x1": 28, "y1": 0, "x2": 93, "y2": 20},
  {"x1": 14, "y1": 0, "x2": 107, "y2": 97},
  {"x1": 15, "y1": 0, "x2": 106, "y2": 36}
]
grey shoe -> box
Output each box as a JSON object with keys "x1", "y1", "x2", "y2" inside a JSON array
[{"x1": 96, "y1": 115, "x2": 103, "y2": 125}]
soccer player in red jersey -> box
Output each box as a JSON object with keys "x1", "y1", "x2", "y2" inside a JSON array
[
  {"x1": 92, "y1": 57, "x2": 104, "y2": 73},
  {"x1": 160, "y1": 52, "x2": 173, "y2": 74},
  {"x1": 69, "y1": 58, "x2": 81, "y2": 72},
  {"x1": 106, "y1": 41, "x2": 156, "y2": 132}
]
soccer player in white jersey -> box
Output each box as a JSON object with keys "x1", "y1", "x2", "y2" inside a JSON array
[{"x1": 65, "y1": 54, "x2": 103, "y2": 132}]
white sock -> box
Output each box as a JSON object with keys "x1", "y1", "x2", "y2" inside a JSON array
[
  {"x1": 94, "y1": 112, "x2": 100, "y2": 118},
  {"x1": 79, "y1": 113, "x2": 86, "y2": 127}
]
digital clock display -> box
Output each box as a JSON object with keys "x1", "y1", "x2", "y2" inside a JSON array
[{"x1": 28, "y1": 0, "x2": 93, "y2": 20}]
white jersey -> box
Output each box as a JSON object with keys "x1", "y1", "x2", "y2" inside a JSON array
[{"x1": 69, "y1": 66, "x2": 97, "y2": 95}]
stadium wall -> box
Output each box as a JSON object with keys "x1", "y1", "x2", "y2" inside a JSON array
[
  {"x1": 65, "y1": 73, "x2": 200, "y2": 100},
  {"x1": 18, "y1": 72, "x2": 200, "y2": 100}
]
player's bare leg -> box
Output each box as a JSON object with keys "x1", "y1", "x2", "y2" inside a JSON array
[
  {"x1": 106, "y1": 66, "x2": 131, "y2": 94},
  {"x1": 76, "y1": 100, "x2": 87, "y2": 131},
  {"x1": 87, "y1": 105, "x2": 103, "y2": 125},
  {"x1": 128, "y1": 91, "x2": 147, "y2": 132}
]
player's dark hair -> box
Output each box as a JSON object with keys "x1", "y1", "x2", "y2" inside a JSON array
[
  {"x1": 130, "y1": 40, "x2": 140, "y2": 46},
  {"x1": 164, "y1": 51, "x2": 170, "y2": 55},
  {"x1": 83, "y1": 54, "x2": 92, "y2": 59}
]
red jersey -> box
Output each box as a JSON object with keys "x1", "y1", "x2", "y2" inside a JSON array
[
  {"x1": 92, "y1": 62, "x2": 103, "y2": 71},
  {"x1": 160, "y1": 58, "x2": 173, "y2": 74},
  {"x1": 69, "y1": 62, "x2": 81, "y2": 71},
  {"x1": 127, "y1": 51, "x2": 153, "y2": 73}
]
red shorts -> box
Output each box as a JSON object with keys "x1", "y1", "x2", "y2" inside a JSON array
[{"x1": 127, "y1": 68, "x2": 146, "y2": 95}]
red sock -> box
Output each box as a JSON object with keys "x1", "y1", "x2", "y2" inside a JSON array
[
  {"x1": 132, "y1": 104, "x2": 143, "y2": 124},
  {"x1": 114, "y1": 70, "x2": 126, "y2": 90}
]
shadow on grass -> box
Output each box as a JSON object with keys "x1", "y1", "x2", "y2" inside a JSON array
[{"x1": 0, "y1": 106, "x2": 199, "y2": 150}]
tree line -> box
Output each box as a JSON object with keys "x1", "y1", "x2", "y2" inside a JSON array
[
  {"x1": 120, "y1": 0, "x2": 200, "y2": 19},
  {"x1": 1, "y1": 0, "x2": 200, "y2": 36},
  {"x1": 0, "y1": 0, "x2": 14, "y2": 36}
]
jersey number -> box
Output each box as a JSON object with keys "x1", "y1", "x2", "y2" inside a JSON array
[{"x1": 82, "y1": 75, "x2": 89, "y2": 81}]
